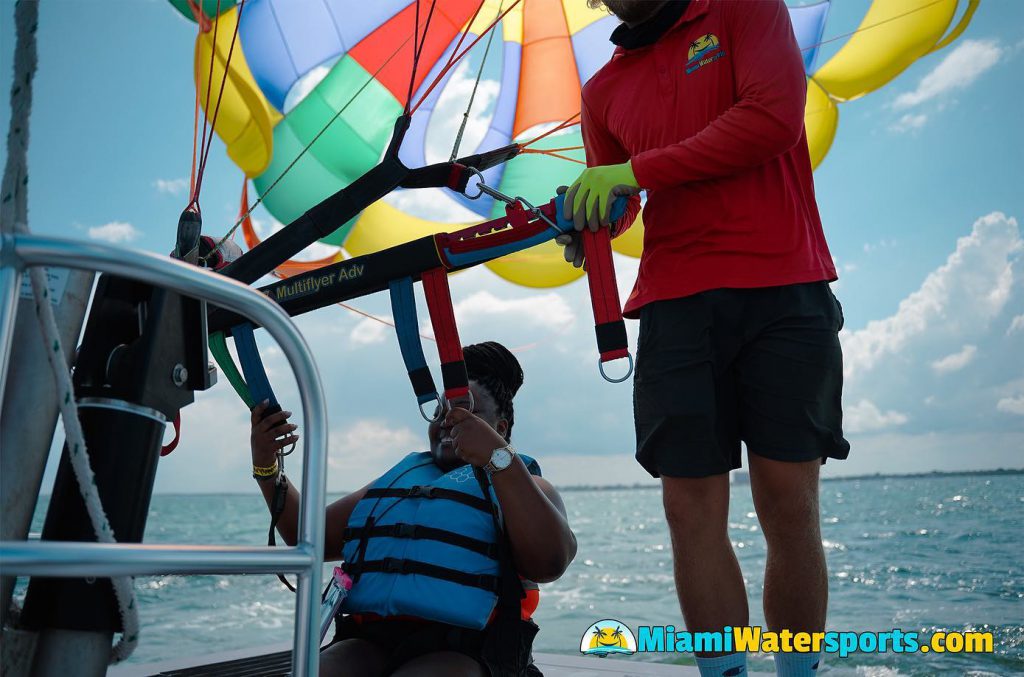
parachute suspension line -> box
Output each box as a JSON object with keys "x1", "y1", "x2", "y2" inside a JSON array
[
  {"x1": 410, "y1": 0, "x2": 521, "y2": 116},
  {"x1": 517, "y1": 112, "x2": 580, "y2": 149},
  {"x1": 335, "y1": 301, "x2": 436, "y2": 343},
  {"x1": 2, "y1": 0, "x2": 140, "y2": 662},
  {"x1": 193, "y1": 0, "x2": 246, "y2": 207},
  {"x1": 205, "y1": 30, "x2": 420, "y2": 258},
  {"x1": 405, "y1": 0, "x2": 439, "y2": 113},
  {"x1": 406, "y1": 0, "x2": 421, "y2": 113},
  {"x1": 189, "y1": 70, "x2": 201, "y2": 200},
  {"x1": 444, "y1": 0, "x2": 488, "y2": 73},
  {"x1": 449, "y1": 0, "x2": 504, "y2": 162},
  {"x1": 521, "y1": 149, "x2": 585, "y2": 165},
  {"x1": 521, "y1": 145, "x2": 583, "y2": 154},
  {"x1": 189, "y1": 0, "x2": 222, "y2": 212},
  {"x1": 185, "y1": 0, "x2": 213, "y2": 31}
]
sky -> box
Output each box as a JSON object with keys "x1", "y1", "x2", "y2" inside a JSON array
[{"x1": 1, "y1": 0, "x2": 1022, "y2": 494}]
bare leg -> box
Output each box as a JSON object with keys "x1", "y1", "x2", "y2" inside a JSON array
[
  {"x1": 390, "y1": 650, "x2": 487, "y2": 676},
  {"x1": 662, "y1": 473, "x2": 749, "y2": 657},
  {"x1": 319, "y1": 638, "x2": 388, "y2": 677},
  {"x1": 749, "y1": 454, "x2": 827, "y2": 633}
]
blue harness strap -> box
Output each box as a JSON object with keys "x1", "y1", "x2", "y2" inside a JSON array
[
  {"x1": 389, "y1": 277, "x2": 440, "y2": 407},
  {"x1": 232, "y1": 322, "x2": 280, "y2": 412}
]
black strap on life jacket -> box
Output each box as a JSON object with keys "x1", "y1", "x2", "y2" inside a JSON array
[
  {"x1": 361, "y1": 486, "x2": 492, "y2": 514},
  {"x1": 342, "y1": 522, "x2": 498, "y2": 560},
  {"x1": 341, "y1": 557, "x2": 500, "y2": 593},
  {"x1": 268, "y1": 474, "x2": 296, "y2": 592}
]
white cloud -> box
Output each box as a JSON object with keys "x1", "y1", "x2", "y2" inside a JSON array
[
  {"x1": 88, "y1": 221, "x2": 140, "y2": 243},
  {"x1": 930, "y1": 344, "x2": 977, "y2": 374},
  {"x1": 425, "y1": 63, "x2": 500, "y2": 165},
  {"x1": 153, "y1": 178, "x2": 189, "y2": 195},
  {"x1": 844, "y1": 399, "x2": 909, "y2": 433},
  {"x1": 996, "y1": 395, "x2": 1024, "y2": 416},
  {"x1": 283, "y1": 62, "x2": 334, "y2": 114},
  {"x1": 893, "y1": 39, "x2": 1004, "y2": 109},
  {"x1": 453, "y1": 290, "x2": 575, "y2": 332},
  {"x1": 862, "y1": 239, "x2": 896, "y2": 254},
  {"x1": 1007, "y1": 314, "x2": 1024, "y2": 336},
  {"x1": 350, "y1": 316, "x2": 392, "y2": 346},
  {"x1": 842, "y1": 212, "x2": 1020, "y2": 378},
  {"x1": 382, "y1": 187, "x2": 482, "y2": 223},
  {"x1": 327, "y1": 420, "x2": 422, "y2": 485},
  {"x1": 889, "y1": 113, "x2": 928, "y2": 133}
]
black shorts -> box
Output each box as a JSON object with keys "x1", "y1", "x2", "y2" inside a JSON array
[
  {"x1": 633, "y1": 281, "x2": 851, "y2": 478},
  {"x1": 330, "y1": 616, "x2": 542, "y2": 676}
]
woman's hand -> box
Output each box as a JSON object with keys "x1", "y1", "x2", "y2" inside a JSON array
[
  {"x1": 250, "y1": 401, "x2": 298, "y2": 467},
  {"x1": 444, "y1": 407, "x2": 507, "y2": 468}
]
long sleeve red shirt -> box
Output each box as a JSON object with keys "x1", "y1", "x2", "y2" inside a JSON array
[{"x1": 582, "y1": 0, "x2": 838, "y2": 318}]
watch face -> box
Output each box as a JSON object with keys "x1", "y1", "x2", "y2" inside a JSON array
[{"x1": 490, "y1": 447, "x2": 513, "y2": 470}]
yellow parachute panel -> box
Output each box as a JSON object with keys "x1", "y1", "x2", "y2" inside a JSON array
[
  {"x1": 343, "y1": 201, "x2": 458, "y2": 257},
  {"x1": 805, "y1": 78, "x2": 839, "y2": 170},
  {"x1": 195, "y1": 6, "x2": 280, "y2": 177},
  {"x1": 813, "y1": 0, "x2": 959, "y2": 102},
  {"x1": 561, "y1": 0, "x2": 612, "y2": 35},
  {"x1": 486, "y1": 239, "x2": 586, "y2": 288},
  {"x1": 611, "y1": 210, "x2": 645, "y2": 259}
]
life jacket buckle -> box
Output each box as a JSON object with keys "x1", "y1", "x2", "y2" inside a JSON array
[
  {"x1": 381, "y1": 557, "x2": 405, "y2": 573},
  {"x1": 408, "y1": 485, "x2": 435, "y2": 498},
  {"x1": 396, "y1": 523, "x2": 417, "y2": 539}
]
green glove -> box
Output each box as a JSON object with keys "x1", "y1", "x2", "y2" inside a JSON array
[{"x1": 562, "y1": 161, "x2": 640, "y2": 232}]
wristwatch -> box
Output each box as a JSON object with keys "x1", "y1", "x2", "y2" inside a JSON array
[{"x1": 484, "y1": 444, "x2": 516, "y2": 474}]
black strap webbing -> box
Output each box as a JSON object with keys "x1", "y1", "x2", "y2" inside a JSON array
[
  {"x1": 269, "y1": 475, "x2": 296, "y2": 592},
  {"x1": 362, "y1": 486, "x2": 492, "y2": 514},
  {"x1": 342, "y1": 557, "x2": 500, "y2": 593},
  {"x1": 342, "y1": 523, "x2": 498, "y2": 559}
]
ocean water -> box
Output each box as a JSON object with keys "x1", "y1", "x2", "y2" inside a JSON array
[{"x1": 14, "y1": 474, "x2": 1023, "y2": 675}]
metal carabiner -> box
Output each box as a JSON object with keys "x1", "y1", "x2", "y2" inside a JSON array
[
  {"x1": 463, "y1": 167, "x2": 517, "y2": 206},
  {"x1": 515, "y1": 195, "x2": 559, "y2": 234}
]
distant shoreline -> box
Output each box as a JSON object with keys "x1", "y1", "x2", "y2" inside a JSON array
[
  {"x1": 557, "y1": 467, "x2": 1024, "y2": 492},
  {"x1": 139, "y1": 468, "x2": 1023, "y2": 496}
]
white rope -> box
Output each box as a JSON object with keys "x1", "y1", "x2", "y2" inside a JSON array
[{"x1": 2, "y1": 0, "x2": 139, "y2": 662}]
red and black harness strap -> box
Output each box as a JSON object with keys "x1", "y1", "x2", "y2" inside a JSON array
[
  {"x1": 582, "y1": 228, "x2": 629, "y2": 364},
  {"x1": 421, "y1": 268, "x2": 469, "y2": 403}
]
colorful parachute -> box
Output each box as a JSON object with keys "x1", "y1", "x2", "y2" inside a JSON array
[{"x1": 172, "y1": 0, "x2": 977, "y2": 287}]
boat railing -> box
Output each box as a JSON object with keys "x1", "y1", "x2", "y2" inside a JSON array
[{"x1": 0, "y1": 233, "x2": 329, "y2": 676}]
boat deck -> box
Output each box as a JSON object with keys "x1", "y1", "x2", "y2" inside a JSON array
[{"x1": 108, "y1": 647, "x2": 770, "y2": 676}]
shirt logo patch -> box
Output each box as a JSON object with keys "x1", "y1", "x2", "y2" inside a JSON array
[{"x1": 686, "y1": 33, "x2": 725, "y2": 74}]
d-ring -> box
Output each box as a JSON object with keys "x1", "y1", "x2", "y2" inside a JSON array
[
  {"x1": 418, "y1": 393, "x2": 444, "y2": 423},
  {"x1": 598, "y1": 353, "x2": 634, "y2": 383}
]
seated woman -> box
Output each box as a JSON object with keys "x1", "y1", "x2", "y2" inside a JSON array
[{"x1": 249, "y1": 341, "x2": 577, "y2": 676}]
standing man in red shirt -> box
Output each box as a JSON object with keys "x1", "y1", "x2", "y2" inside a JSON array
[{"x1": 558, "y1": 1, "x2": 850, "y2": 675}]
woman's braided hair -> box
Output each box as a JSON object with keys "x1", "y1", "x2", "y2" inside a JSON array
[{"x1": 463, "y1": 341, "x2": 523, "y2": 442}]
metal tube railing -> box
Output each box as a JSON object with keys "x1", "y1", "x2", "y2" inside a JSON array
[
  {"x1": 0, "y1": 542, "x2": 318, "y2": 577},
  {"x1": 0, "y1": 234, "x2": 329, "y2": 676},
  {"x1": 0, "y1": 246, "x2": 22, "y2": 412}
]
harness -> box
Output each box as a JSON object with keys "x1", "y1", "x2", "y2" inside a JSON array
[{"x1": 210, "y1": 190, "x2": 633, "y2": 421}]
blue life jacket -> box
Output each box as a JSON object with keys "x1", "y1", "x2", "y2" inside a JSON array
[{"x1": 340, "y1": 451, "x2": 541, "y2": 630}]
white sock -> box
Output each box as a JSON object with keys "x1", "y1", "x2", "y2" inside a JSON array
[
  {"x1": 696, "y1": 652, "x2": 747, "y2": 677},
  {"x1": 774, "y1": 651, "x2": 823, "y2": 676}
]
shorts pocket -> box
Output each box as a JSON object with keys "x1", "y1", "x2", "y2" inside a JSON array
[{"x1": 828, "y1": 287, "x2": 845, "y2": 332}]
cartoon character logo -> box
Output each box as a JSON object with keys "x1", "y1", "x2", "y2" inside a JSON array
[
  {"x1": 580, "y1": 619, "x2": 638, "y2": 657},
  {"x1": 686, "y1": 33, "x2": 725, "y2": 74}
]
